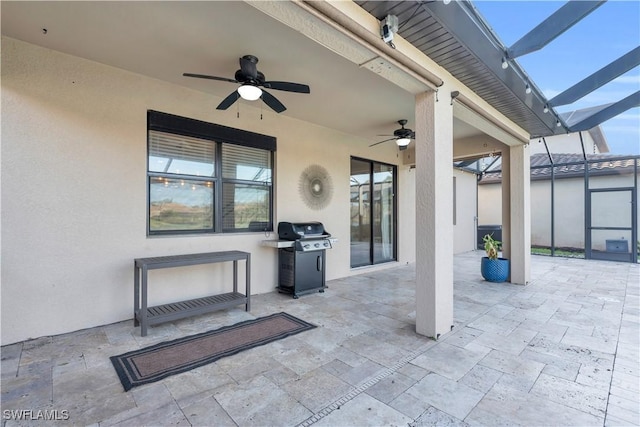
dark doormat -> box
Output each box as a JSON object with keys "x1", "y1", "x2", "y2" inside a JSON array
[{"x1": 110, "y1": 312, "x2": 316, "y2": 391}]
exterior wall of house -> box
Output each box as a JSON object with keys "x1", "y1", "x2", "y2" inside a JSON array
[
  {"x1": 453, "y1": 169, "x2": 478, "y2": 254},
  {"x1": 1, "y1": 37, "x2": 478, "y2": 344},
  {"x1": 528, "y1": 132, "x2": 598, "y2": 155},
  {"x1": 2, "y1": 38, "x2": 415, "y2": 344},
  {"x1": 588, "y1": 173, "x2": 639, "y2": 252},
  {"x1": 479, "y1": 173, "x2": 639, "y2": 250},
  {"x1": 477, "y1": 181, "x2": 502, "y2": 228}
]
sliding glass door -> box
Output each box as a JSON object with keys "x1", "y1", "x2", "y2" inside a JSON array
[{"x1": 350, "y1": 157, "x2": 397, "y2": 267}]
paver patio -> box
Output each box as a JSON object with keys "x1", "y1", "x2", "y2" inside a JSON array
[{"x1": 1, "y1": 252, "x2": 638, "y2": 426}]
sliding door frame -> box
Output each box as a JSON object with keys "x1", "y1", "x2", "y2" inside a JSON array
[{"x1": 350, "y1": 156, "x2": 398, "y2": 268}]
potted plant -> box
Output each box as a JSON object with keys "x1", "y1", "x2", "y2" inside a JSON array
[{"x1": 481, "y1": 233, "x2": 509, "y2": 282}]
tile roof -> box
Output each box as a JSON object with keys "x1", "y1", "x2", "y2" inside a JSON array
[{"x1": 479, "y1": 153, "x2": 639, "y2": 184}]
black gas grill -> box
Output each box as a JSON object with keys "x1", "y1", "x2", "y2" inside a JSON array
[{"x1": 277, "y1": 222, "x2": 332, "y2": 298}]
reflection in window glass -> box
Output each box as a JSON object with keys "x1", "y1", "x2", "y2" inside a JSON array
[
  {"x1": 222, "y1": 184, "x2": 270, "y2": 231},
  {"x1": 350, "y1": 158, "x2": 396, "y2": 267},
  {"x1": 373, "y1": 163, "x2": 394, "y2": 264},
  {"x1": 351, "y1": 159, "x2": 371, "y2": 267},
  {"x1": 149, "y1": 177, "x2": 213, "y2": 231},
  {"x1": 149, "y1": 131, "x2": 215, "y2": 177}
]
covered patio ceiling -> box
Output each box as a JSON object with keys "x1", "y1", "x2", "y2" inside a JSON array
[
  {"x1": 4, "y1": 1, "x2": 634, "y2": 147},
  {"x1": 0, "y1": 2, "x2": 426, "y2": 142},
  {"x1": 0, "y1": 1, "x2": 512, "y2": 147}
]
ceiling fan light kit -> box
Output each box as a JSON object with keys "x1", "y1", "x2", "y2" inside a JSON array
[
  {"x1": 237, "y1": 84, "x2": 262, "y2": 101},
  {"x1": 370, "y1": 119, "x2": 415, "y2": 150},
  {"x1": 184, "y1": 55, "x2": 310, "y2": 113},
  {"x1": 396, "y1": 137, "x2": 411, "y2": 148}
]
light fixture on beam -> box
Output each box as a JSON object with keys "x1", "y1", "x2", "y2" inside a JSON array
[
  {"x1": 237, "y1": 84, "x2": 262, "y2": 101},
  {"x1": 501, "y1": 57, "x2": 509, "y2": 69},
  {"x1": 450, "y1": 90, "x2": 460, "y2": 105},
  {"x1": 543, "y1": 105, "x2": 549, "y2": 113},
  {"x1": 525, "y1": 84, "x2": 532, "y2": 94}
]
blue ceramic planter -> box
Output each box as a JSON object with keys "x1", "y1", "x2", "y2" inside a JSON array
[{"x1": 481, "y1": 257, "x2": 509, "y2": 282}]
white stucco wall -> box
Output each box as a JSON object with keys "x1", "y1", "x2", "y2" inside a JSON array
[
  {"x1": 528, "y1": 132, "x2": 597, "y2": 155},
  {"x1": 2, "y1": 37, "x2": 447, "y2": 344},
  {"x1": 477, "y1": 182, "x2": 502, "y2": 227},
  {"x1": 479, "y1": 173, "x2": 639, "y2": 250},
  {"x1": 453, "y1": 169, "x2": 477, "y2": 254},
  {"x1": 588, "y1": 174, "x2": 638, "y2": 251}
]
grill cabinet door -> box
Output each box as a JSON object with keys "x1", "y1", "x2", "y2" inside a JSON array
[{"x1": 294, "y1": 251, "x2": 325, "y2": 292}]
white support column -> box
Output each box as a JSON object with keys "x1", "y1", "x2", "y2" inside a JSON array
[
  {"x1": 415, "y1": 91, "x2": 454, "y2": 339},
  {"x1": 500, "y1": 145, "x2": 531, "y2": 285},
  {"x1": 501, "y1": 149, "x2": 512, "y2": 262},
  {"x1": 508, "y1": 144, "x2": 531, "y2": 285}
]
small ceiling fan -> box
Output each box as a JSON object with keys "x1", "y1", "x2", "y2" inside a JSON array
[
  {"x1": 370, "y1": 119, "x2": 415, "y2": 151},
  {"x1": 183, "y1": 55, "x2": 310, "y2": 113}
]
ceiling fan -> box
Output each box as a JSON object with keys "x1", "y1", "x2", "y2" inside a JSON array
[
  {"x1": 369, "y1": 119, "x2": 415, "y2": 150},
  {"x1": 183, "y1": 55, "x2": 310, "y2": 113}
]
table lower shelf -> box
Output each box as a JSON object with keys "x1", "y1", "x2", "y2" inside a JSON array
[{"x1": 136, "y1": 292, "x2": 248, "y2": 326}]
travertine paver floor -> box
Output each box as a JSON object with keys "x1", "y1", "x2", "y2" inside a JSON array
[{"x1": 1, "y1": 252, "x2": 638, "y2": 426}]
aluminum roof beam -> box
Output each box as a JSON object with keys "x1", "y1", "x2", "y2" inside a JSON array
[
  {"x1": 455, "y1": 159, "x2": 477, "y2": 168},
  {"x1": 568, "y1": 90, "x2": 640, "y2": 132},
  {"x1": 357, "y1": 0, "x2": 633, "y2": 138},
  {"x1": 420, "y1": 0, "x2": 558, "y2": 135},
  {"x1": 507, "y1": 1, "x2": 605, "y2": 59},
  {"x1": 549, "y1": 47, "x2": 640, "y2": 107}
]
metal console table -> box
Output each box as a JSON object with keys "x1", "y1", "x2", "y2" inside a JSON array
[{"x1": 134, "y1": 251, "x2": 251, "y2": 336}]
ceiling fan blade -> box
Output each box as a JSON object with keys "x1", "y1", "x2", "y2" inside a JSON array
[
  {"x1": 239, "y1": 56, "x2": 258, "y2": 79},
  {"x1": 261, "y1": 90, "x2": 286, "y2": 113},
  {"x1": 263, "y1": 81, "x2": 310, "y2": 93},
  {"x1": 216, "y1": 91, "x2": 240, "y2": 110},
  {"x1": 183, "y1": 73, "x2": 237, "y2": 83},
  {"x1": 369, "y1": 138, "x2": 396, "y2": 147}
]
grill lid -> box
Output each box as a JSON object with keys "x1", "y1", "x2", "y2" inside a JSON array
[{"x1": 278, "y1": 222, "x2": 330, "y2": 240}]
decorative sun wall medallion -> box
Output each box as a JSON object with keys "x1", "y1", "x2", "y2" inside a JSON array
[{"x1": 299, "y1": 164, "x2": 333, "y2": 210}]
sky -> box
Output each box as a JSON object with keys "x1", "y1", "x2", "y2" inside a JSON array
[{"x1": 473, "y1": 0, "x2": 640, "y2": 155}]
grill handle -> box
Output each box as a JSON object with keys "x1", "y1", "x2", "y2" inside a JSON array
[{"x1": 317, "y1": 255, "x2": 322, "y2": 272}]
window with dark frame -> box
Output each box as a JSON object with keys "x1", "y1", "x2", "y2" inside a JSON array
[{"x1": 147, "y1": 110, "x2": 275, "y2": 235}]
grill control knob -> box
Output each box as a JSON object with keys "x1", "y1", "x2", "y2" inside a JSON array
[
  {"x1": 323, "y1": 242, "x2": 329, "y2": 247},
  {"x1": 303, "y1": 244, "x2": 310, "y2": 249},
  {"x1": 314, "y1": 243, "x2": 320, "y2": 248}
]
